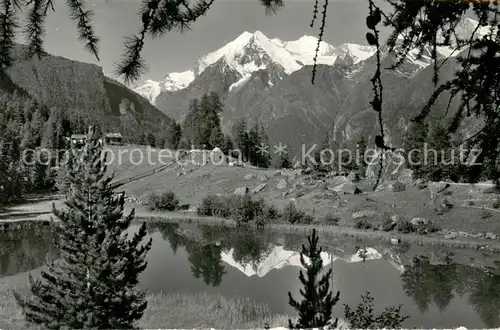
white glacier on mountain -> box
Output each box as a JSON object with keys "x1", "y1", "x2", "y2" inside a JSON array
[
  {"x1": 395, "y1": 17, "x2": 496, "y2": 64},
  {"x1": 133, "y1": 70, "x2": 195, "y2": 103},
  {"x1": 334, "y1": 43, "x2": 377, "y2": 65}
]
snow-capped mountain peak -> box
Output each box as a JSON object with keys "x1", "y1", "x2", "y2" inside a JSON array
[
  {"x1": 134, "y1": 30, "x2": 375, "y2": 104},
  {"x1": 197, "y1": 30, "x2": 302, "y2": 77},
  {"x1": 284, "y1": 35, "x2": 336, "y2": 56},
  {"x1": 134, "y1": 17, "x2": 500, "y2": 105},
  {"x1": 335, "y1": 43, "x2": 376, "y2": 65},
  {"x1": 133, "y1": 79, "x2": 162, "y2": 104},
  {"x1": 394, "y1": 17, "x2": 496, "y2": 61},
  {"x1": 450, "y1": 17, "x2": 493, "y2": 42},
  {"x1": 133, "y1": 70, "x2": 195, "y2": 104}
]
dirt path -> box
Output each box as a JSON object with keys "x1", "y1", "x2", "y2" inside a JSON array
[{"x1": 0, "y1": 199, "x2": 196, "y2": 223}]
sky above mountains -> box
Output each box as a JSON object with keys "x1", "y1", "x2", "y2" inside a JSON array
[{"x1": 20, "y1": 0, "x2": 390, "y2": 83}]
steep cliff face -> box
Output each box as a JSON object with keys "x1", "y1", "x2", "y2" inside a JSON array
[{"x1": 3, "y1": 45, "x2": 172, "y2": 141}]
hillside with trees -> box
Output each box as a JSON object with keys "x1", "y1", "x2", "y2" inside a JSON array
[
  {"x1": 0, "y1": 46, "x2": 174, "y2": 204},
  {"x1": 178, "y1": 92, "x2": 271, "y2": 168}
]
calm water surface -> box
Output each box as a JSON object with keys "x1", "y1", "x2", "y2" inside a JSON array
[{"x1": 1, "y1": 221, "x2": 499, "y2": 328}]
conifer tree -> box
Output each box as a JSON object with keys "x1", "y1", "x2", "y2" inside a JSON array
[
  {"x1": 180, "y1": 93, "x2": 224, "y2": 149},
  {"x1": 146, "y1": 131, "x2": 156, "y2": 147},
  {"x1": 177, "y1": 135, "x2": 191, "y2": 150},
  {"x1": 20, "y1": 121, "x2": 34, "y2": 149},
  {"x1": 315, "y1": 132, "x2": 332, "y2": 173},
  {"x1": 209, "y1": 125, "x2": 224, "y2": 149},
  {"x1": 277, "y1": 151, "x2": 291, "y2": 169},
  {"x1": 55, "y1": 153, "x2": 72, "y2": 195},
  {"x1": 222, "y1": 135, "x2": 234, "y2": 156},
  {"x1": 248, "y1": 123, "x2": 261, "y2": 166},
  {"x1": 246, "y1": 123, "x2": 271, "y2": 168},
  {"x1": 427, "y1": 122, "x2": 452, "y2": 181},
  {"x1": 164, "y1": 120, "x2": 182, "y2": 149},
  {"x1": 288, "y1": 229, "x2": 340, "y2": 329},
  {"x1": 0, "y1": 139, "x2": 24, "y2": 204},
  {"x1": 258, "y1": 124, "x2": 271, "y2": 168},
  {"x1": 339, "y1": 142, "x2": 357, "y2": 173},
  {"x1": 209, "y1": 91, "x2": 224, "y2": 114},
  {"x1": 30, "y1": 151, "x2": 51, "y2": 191},
  {"x1": 14, "y1": 127, "x2": 152, "y2": 329},
  {"x1": 182, "y1": 99, "x2": 202, "y2": 148},
  {"x1": 232, "y1": 119, "x2": 251, "y2": 162},
  {"x1": 404, "y1": 120, "x2": 429, "y2": 179},
  {"x1": 357, "y1": 136, "x2": 368, "y2": 178},
  {"x1": 41, "y1": 118, "x2": 55, "y2": 149},
  {"x1": 138, "y1": 132, "x2": 146, "y2": 145},
  {"x1": 198, "y1": 94, "x2": 213, "y2": 147}
]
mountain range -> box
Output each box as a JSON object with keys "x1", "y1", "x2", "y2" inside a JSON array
[{"x1": 135, "y1": 18, "x2": 489, "y2": 157}]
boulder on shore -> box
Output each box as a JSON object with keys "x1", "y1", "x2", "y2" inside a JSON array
[
  {"x1": 445, "y1": 232, "x2": 459, "y2": 240},
  {"x1": 251, "y1": 183, "x2": 267, "y2": 194},
  {"x1": 410, "y1": 217, "x2": 428, "y2": 226},
  {"x1": 277, "y1": 179, "x2": 288, "y2": 190},
  {"x1": 244, "y1": 173, "x2": 256, "y2": 180},
  {"x1": 352, "y1": 210, "x2": 377, "y2": 219},
  {"x1": 334, "y1": 182, "x2": 362, "y2": 195},
  {"x1": 234, "y1": 187, "x2": 249, "y2": 196}
]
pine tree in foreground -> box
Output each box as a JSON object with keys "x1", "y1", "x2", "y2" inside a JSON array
[
  {"x1": 288, "y1": 229, "x2": 340, "y2": 329},
  {"x1": 13, "y1": 127, "x2": 152, "y2": 329}
]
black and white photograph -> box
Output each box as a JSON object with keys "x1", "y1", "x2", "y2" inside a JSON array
[{"x1": 0, "y1": 0, "x2": 500, "y2": 329}]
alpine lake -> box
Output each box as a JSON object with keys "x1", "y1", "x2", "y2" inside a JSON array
[{"x1": 1, "y1": 220, "x2": 500, "y2": 329}]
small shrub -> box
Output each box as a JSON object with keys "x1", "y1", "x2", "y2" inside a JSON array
[
  {"x1": 197, "y1": 195, "x2": 222, "y2": 216},
  {"x1": 426, "y1": 221, "x2": 441, "y2": 233},
  {"x1": 230, "y1": 196, "x2": 252, "y2": 224},
  {"x1": 149, "y1": 191, "x2": 179, "y2": 211},
  {"x1": 344, "y1": 292, "x2": 409, "y2": 329},
  {"x1": 484, "y1": 187, "x2": 500, "y2": 194},
  {"x1": 323, "y1": 213, "x2": 340, "y2": 226},
  {"x1": 258, "y1": 204, "x2": 280, "y2": 225},
  {"x1": 230, "y1": 196, "x2": 271, "y2": 226},
  {"x1": 214, "y1": 196, "x2": 234, "y2": 218},
  {"x1": 381, "y1": 218, "x2": 396, "y2": 232},
  {"x1": 416, "y1": 221, "x2": 440, "y2": 235},
  {"x1": 481, "y1": 210, "x2": 492, "y2": 219},
  {"x1": 255, "y1": 215, "x2": 266, "y2": 228},
  {"x1": 417, "y1": 182, "x2": 428, "y2": 190},
  {"x1": 492, "y1": 198, "x2": 500, "y2": 209},
  {"x1": 396, "y1": 220, "x2": 415, "y2": 234},
  {"x1": 197, "y1": 194, "x2": 287, "y2": 226},
  {"x1": 354, "y1": 219, "x2": 372, "y2": 230},
  {"x1": 281, "y1": 202, "x2": 314, "y2": 224}
]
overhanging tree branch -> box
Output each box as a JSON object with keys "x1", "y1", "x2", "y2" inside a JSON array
[{"x1": 66, "y1": 0, "x2": 100, "y2": 61}]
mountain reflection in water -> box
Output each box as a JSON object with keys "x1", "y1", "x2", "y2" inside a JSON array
[{"x1": 1, "y1": 221, "x2": 499, "y2": 328}]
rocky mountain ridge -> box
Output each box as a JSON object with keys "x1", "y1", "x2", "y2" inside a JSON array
[{"x1": 135, "y1": 18, "x2": 489, "y2": 158}]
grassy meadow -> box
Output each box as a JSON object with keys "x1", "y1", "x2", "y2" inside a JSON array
[{"x1": 0, "y1": 280, "x2": 289, "y2": 329}]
